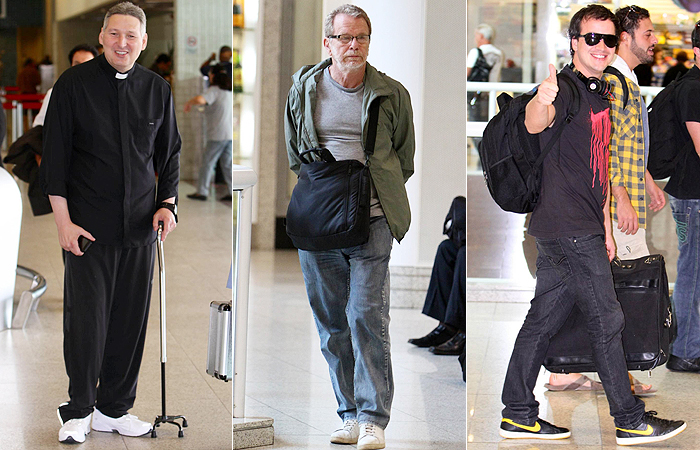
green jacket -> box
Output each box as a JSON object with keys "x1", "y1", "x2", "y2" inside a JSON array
[{"x1": 284, "y1": 58, "x2": 415, "y2": 242}]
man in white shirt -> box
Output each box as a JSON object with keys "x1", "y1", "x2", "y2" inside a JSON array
[
  {"x1": 33, "y1": 44, "x2": 98, "y2": 128},
  {"x1": 467, "y1": 24, "x2": 503, "y2": 122}
]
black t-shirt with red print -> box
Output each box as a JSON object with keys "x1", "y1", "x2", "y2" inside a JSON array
[{"x1": 528, "y1": 66, "x2": 612, "y2": 238}]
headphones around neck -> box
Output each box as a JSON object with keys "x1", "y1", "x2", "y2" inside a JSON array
[{"x1": 568, "y1": 62, "x2": 611, "y2": 98}]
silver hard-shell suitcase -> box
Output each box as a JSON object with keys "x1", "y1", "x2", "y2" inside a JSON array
[{"x1": 207, "y1": 300, "x2": 232, "y2": 381}]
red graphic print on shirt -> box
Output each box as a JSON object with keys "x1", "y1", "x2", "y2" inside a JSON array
[{"x1": 589, "y1": 108, "x2": 611, "y2": 199}]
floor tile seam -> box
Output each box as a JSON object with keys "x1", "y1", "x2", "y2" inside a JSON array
[
  {"x1": 245, "y1": 350, "x2": 329, "y2": 382},
  {"x1": 240, "y1": 400, "x2": 327, "y2": 435}
]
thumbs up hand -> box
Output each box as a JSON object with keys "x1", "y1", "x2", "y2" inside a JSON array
[{"x1": 536, "y1": 64, "x2": 559, "y2": 106}]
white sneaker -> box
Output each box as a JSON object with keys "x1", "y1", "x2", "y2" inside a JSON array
[
  {"x1": 358, "y1": 423, "x2": 385, "y2": 450},
  {"x1": 58, "y1": 414, "x2": 92, "y2": 444},
  {"x1": 330, "y1": 418, "x2": 359, "y2": 444},
  {"x1": 91, "y1": 409, "x2": 152, "y2": 437}
]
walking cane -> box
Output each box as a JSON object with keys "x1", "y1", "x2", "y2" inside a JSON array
[{"x1": 152, "y1": 221, "x2": 187, "y2": 438}]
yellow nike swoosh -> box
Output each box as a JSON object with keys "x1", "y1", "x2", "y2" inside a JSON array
[
  {"x1": 502, "y1": 418, "x2": 541, "y2": 432},
  {"x1": 617, "y1": 424, "x2": 653, "y2": 436}
]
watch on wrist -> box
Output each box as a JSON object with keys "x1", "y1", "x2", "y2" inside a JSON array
[{"x1": 158, "y1": 202, "x2": 178, "y2": 223}]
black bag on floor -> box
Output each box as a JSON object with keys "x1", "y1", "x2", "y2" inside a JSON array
[
  {"x1": 286, "y1": 100, "x2": 380, "y2": 251},
  {"x1": 544, "y1": 254, "x2": 676, "y2": 373}
]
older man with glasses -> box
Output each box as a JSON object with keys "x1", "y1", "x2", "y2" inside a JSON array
[{"x1": 284, "y1": 4, "x2": 415, "y2": 450}]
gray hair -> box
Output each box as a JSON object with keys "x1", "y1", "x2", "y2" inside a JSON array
[
  {"x1": 324, "y1": 4, "x2": 371, "y2": 37},
  {"x1": 476, "y1": 24, "x2": 494, "y2": 41},
  {"x1": 103, "y1": 1, "x2": 147, "y2": 35}
]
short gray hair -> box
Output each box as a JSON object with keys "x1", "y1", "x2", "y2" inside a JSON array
[
  {"x1": 476, "y1": 24, "x2": 494, "y2": 41},
  {"x1": 103, "y1": 1, "x2": 147, "y2": 35},
  {"x1": 324, "y1": 4, "x2": 371, "y2": 37}
]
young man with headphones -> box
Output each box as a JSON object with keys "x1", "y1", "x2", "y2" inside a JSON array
[
  {"x1": 544, "y1": 4, "x2": 664, "y2": 397},
  {"x1": 499, "y1": 4, "x2": 686, "y2": 445}
]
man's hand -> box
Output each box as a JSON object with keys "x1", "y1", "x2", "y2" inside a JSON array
[
  {"x1": 616, "y1": 200, "x2": 639, "y2": 235},
  {"x1": 524, "y1": 64, "x2": 558, "y2": 134},
  {"x1": 646, "y1": 177, "x2": 666, "y2": 212},
  {"x1": 605, "y1": 232, "x2": 617, "y2": 262},
  {"x1": 153, "y1": 208, "x2": 176, "y2": 241},
  {"x1": 57, "y1": 222, "x2": 95, "y2": 256},
  {"x1": 536, "y1": 64, "x2": 559, "y2": 107},
  {"x1": 49, "y1": 195, "x2": 94, "y2": 256}
]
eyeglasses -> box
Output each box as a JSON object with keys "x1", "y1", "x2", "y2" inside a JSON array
[
  {"x1": 575, "y1": 32, "x2": 619, "y2": 48},
  {"x1": 327, "y1": 34, "x2": 371, "y2": 45}
]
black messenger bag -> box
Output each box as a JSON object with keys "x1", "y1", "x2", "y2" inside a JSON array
[
  {"x1": 286, "y1": 100, "x2": 380, "y2": 251},
  {"x1": 544, "y1": 254, "x2": 676, "y2": 373}
]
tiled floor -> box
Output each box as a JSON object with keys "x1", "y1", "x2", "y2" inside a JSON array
[
  {"x1": 1, "y1": 178, "x2": 467, "y2": 449},
  {"x1": 467, "y1": 172, "x2": 692, "y2": 449}
]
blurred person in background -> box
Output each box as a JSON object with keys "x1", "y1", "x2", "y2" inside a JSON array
[
  {"x1": 200, "y1": 45, "x2": 232, "y2": 79},
  {"x1": 184, "y1": 64, "x2": 233, "y2": 201}
]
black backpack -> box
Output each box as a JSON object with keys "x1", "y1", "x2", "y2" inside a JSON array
[
  {"x1": 647, "y1": 72, "x2": 695, "y2": 179},
  {"x1": 477, "y1": 73, "x2": 580, "y2": 214},
  {"x1": 468, "y1": 48, "x2": 492, "y2": 82}
]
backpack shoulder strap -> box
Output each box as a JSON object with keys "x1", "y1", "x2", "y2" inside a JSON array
[
  {"x1": 604, "y1": 66, "x2": 629, "y2": 109},
  {"x1": 364, "y1": 99, "x2": 381, "y2": 158}
]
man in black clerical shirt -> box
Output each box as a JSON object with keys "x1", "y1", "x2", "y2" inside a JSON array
[{"x1": 40, "y1": 2, "x2": 181, "y2": 444}]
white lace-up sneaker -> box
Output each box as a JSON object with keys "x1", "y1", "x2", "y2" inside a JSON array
[
  {"x1": 330, "y1": 418, "x2": 359, "y2": 444},
  {"x1": 57, "y1": 409, "x2": 92, "y2": 444},
  {"x1": 358, "y1": 422, "x2": 386, "y2": 450},
  {"x1": 91, "y1": 409, "x2": 152, "y2": 437}
]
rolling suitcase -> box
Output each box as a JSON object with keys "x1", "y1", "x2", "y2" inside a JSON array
[
  {"x1": 207, "y1": 301, "x2": 232, "y2": 381},
  {"x1": 544, "y1": 254, "x2": 676, "y2": 373}
]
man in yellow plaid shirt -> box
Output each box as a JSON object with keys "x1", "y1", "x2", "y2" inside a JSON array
[{"x1": 606, "y1": 5, "x2": 666, "y2": 259}]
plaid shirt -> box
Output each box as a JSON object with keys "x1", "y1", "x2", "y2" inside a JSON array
[{"x1": 605, "y1": 72, "x2": 647, "y2": 228}]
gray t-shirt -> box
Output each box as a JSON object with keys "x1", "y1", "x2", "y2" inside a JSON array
[
  {"x1": 314, "y1": 68, "x2": 383, "y2": 216},
  {"x1": 202, "y1": 86, "x2": 233, "y2": 141}
]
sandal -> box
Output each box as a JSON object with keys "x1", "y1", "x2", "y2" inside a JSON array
[
  {"x1": 630, "y1": 376, "x2": 656, "y2": 396},
  {"x1": 544, "y1": 374, "x2": 604, "y2": 391}
]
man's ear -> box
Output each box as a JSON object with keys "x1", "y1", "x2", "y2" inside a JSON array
[
  {"x1": 620, "y1": 31, "x2": 631, "y2": 45},
  {"x1": 142, "y1": 33, "x2": 148, "y2": 51}
]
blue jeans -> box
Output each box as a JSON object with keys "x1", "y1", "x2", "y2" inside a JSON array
[
  {"x1": 501, "y1": 235, "x2": 645, "y2": 428},
  {"x1": 298, "y1": 217, "x2": 393, "y2": 428},
  {"x1": 196, "y1": 140, "x2": 232, "y2": 195},
  {"x1": 669, "y1": 196, "x2": 700, "y2": 359}
]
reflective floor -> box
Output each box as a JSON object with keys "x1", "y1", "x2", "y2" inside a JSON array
[
  {"x1": 467, "y1": 173, "x2": 692, "y2": 449},
  {"x1": 1, "y1": 179, "x2": 467, "y2": 449}
]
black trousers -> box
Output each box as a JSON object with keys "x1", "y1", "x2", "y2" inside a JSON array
[
  {"x1": 59, "y1": 243, "x2": 155, "y2": 422},
  {"x1": 422, "y1": 239, "x2": 465, "y2": 330}
]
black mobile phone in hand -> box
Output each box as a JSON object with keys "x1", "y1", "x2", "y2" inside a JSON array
[{"x1": 78, "y1": 236, "x2": 93, "y2": 253}]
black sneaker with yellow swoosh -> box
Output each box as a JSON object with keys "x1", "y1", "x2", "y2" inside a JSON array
[
  {"x1": 616, "y1": 411, "x2": 686, "y2": 446},
  {"x1": 499, "y1": 418, "x2": 571, "y2": 439}
]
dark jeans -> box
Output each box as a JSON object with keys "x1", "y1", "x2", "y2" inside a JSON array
[{"x1": 501, "y1": 235, "x2": 645, "y2": 428}]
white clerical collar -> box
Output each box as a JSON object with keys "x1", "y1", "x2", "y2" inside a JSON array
[{"x1": 115, "y1": 72, "x2": 128, "y2": 79}]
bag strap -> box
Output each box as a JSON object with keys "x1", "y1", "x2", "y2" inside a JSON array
[
  {"x1": 365, "y1": 98, "x2": 381, "y2": 159},
  {"x1": 533, "y1": 74, "x2": 580, "y2": 167},
  {"x1": 604, "y1": 66, "x2": 629, "y2": 109}
]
